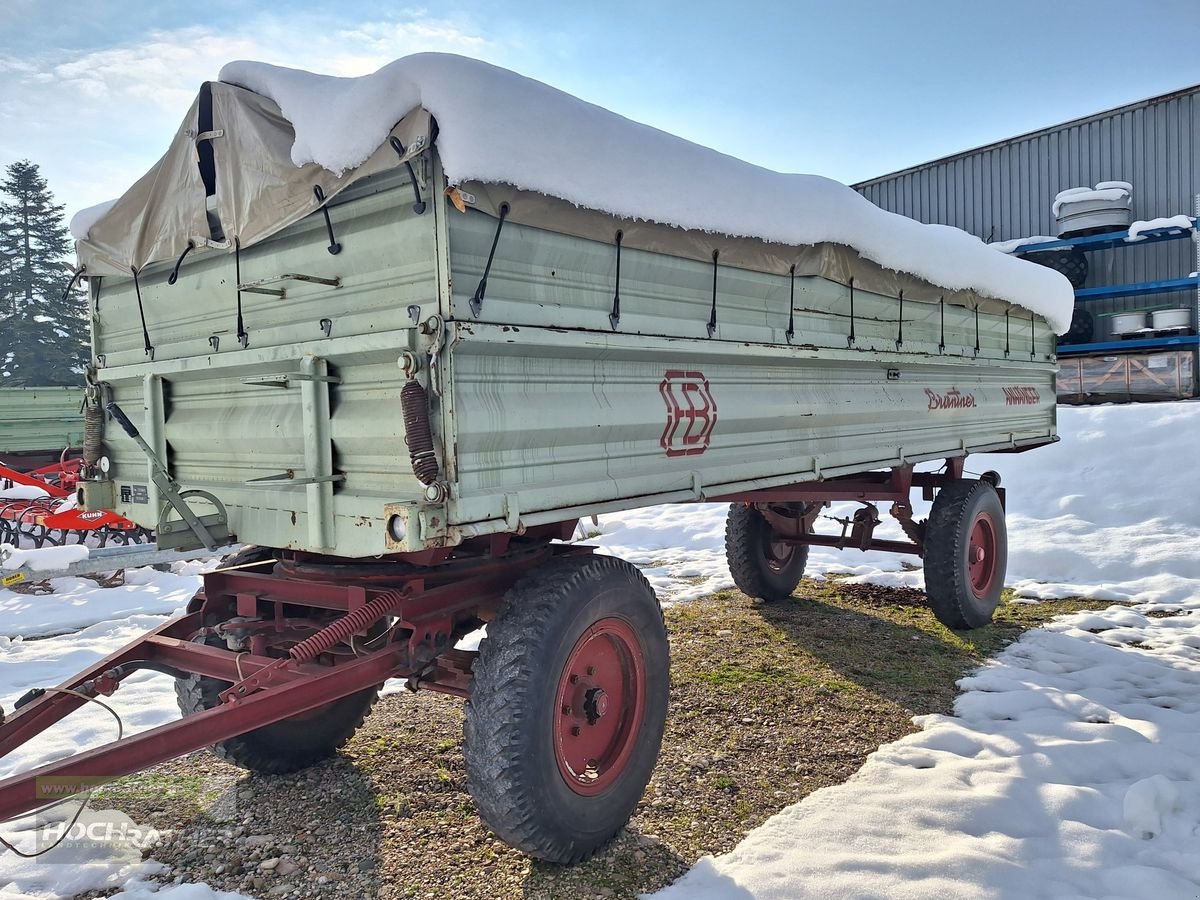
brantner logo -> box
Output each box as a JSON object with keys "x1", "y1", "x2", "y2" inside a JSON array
[
  {"x1": 659, "y1": 370, "x2": 717, "y2": 457},
  {"x1": 1002, "y1": 386, "x2": 1041, "y2": 406},
  {"x1": 925, "y1": 387, "x2": 977, "y2": 410}
]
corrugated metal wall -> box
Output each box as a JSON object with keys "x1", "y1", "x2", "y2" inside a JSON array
[{"x1": 855, "y1": 87, "x2": 1200, "y2": 341}]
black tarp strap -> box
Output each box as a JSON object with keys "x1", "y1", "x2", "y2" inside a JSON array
[
  {"x1": 60, "y1": 267, "x2": 86, "y2": 304},
  {"x1": 938, "y1": 297, "x2": 946, "y2": 353},
  {"x1": 470, "y1": 203, "x2": 509, "y2": 318},
  {"x1": 1004, "y1": 309, "x2": 1011, "y2": 357},
  {"x1": 1030, "y1": 312, "x2": 1037, "y2": 359},
  {"x1": 235, "y1": 238, "x2": 248, "y2": 348},
  {"x1": 167, "y1": 241, "x2": 195, "y2": 285},
  {"x1": 896, "y1": 290, "x2": 904, "y2": 349},
  {"x1": 312, "y1": 185, "x2": 342, "y2": 255},
  {"x1": 609, "y1": 230, "x2": 623, "y2": 330},
  {"x1": 974, "y1": 306, "x2": 980, "y2": 357},
  {"x1": 847, "y1": 278, "x2": 856, "y2": 347},
  {"x1": 131, "y1": 268, "x2": 154, "y2": 360},
  {"x1": 707, "y1": 250, "x2": 719, "y2": 338},
  {"x1": 388, "y1": 137, "x2": 427, "y2": 215},
  {"x1": 786, "y1": 265, "x2": 796, "y2": 344}
]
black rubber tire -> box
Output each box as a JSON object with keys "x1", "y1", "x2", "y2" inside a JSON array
[
  {"x1": 463, "y1": 555, "x2": 669, "y2": 864},
  {"x1": 1059, "y1": 307, "x2": 1094, "y2": 346},
  {"x1": 174, "y1": 631, "x2": 380, "y2": 775},
  {"x1": 924, "y1": 480, "x2": 1007, "y2": 630},
  {"x1": 1024, "y1": 247, "x2": 1088, "y2": 288},
  {"x1": 724, "y1": 503, "x2": 809, "y2": 602}
]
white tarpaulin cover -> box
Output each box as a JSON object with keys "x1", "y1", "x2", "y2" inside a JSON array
[{"x1": 76, "y1": 53, "x2": 1074, "y2": 332}]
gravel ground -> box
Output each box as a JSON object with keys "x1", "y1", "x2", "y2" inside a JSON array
[{"x1": 78, "y1": 581, "x2": 1109, "y2": 900}]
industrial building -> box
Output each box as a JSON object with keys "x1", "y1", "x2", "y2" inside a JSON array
[{"x1": 855, "y1": 85, "x2": 1200, "y2": 403}]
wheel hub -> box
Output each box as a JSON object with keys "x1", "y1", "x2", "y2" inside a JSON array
[
  {"x1": 583, "y1": 687, "x2": 608, "y2": 723},
  {"x1": 967, "y1": 513, "x2": 999, "y2": 597},
  {"x1": 553, "y1": 617, "x2": 646, "y2": 796}
]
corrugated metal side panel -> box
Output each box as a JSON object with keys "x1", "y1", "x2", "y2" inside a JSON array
[
  {"x1": 857, "y1": 91, "x2": 1200, "y2": 340},
  {"x1": 445, "y1": 323, "x2": 1055, "y2": 534},
  {"x1": 0, "y1": 387, "x2": 83, "y2": 454}
]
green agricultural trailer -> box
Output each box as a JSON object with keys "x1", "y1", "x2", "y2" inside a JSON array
[
  {"x1": 0, "y1": 55, "x2": 1069, "y2": 863},
  {"x1": 0, "y1": 386, "x2": 83, "y2": 471}
]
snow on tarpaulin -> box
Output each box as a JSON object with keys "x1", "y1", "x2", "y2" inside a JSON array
[
  {"x1": 68, "y1": 198, "x2": 117, "y2": 241},
  {"x1": 217, "y1": 53, "x2": 1075, "y2": 333}
]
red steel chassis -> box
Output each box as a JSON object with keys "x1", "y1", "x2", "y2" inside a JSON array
[{"x1": 0, "y1": 459, "x2": 990, "y2": 824}]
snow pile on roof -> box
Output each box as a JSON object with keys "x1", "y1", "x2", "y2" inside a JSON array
[
  {"x1": 1128, "y1": 214, "x2": 1194, "y2": 241},
  {"x1": 1053, "y1": 182, "x2": 1133, "y2": 216},
  {"x1": 219, "y1": 54, "x2": 1075, "y2": 333}
]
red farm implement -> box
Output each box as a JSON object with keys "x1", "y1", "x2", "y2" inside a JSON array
[{"x1": 0, "y1": 456, "x2": 151, "y2": 548}]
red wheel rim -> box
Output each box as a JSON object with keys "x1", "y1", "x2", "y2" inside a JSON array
[
  {"x1": 967, "y1": 512, "x2": 999, "y2": 597},
  {"x1": 763, "y1": 535, "x2": 795, "y2": 574},
  {"x1": 553, "y1": 617, "x2": 646, "y2": 796}
]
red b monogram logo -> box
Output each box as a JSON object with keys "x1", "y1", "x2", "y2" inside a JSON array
[{"x1": 659, "y1": 370, "x2": 717, "y2": 457}]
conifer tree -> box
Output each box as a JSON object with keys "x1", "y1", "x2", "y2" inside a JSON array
[{"x1": 0, "y1": 160, "x2": 87, "y2": 385}]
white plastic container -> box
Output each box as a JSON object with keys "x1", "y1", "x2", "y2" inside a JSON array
[
  {"x1": 1152, "y1": 308, "x2": 1191, "y2": 330},
  {"x1": 1111, "y1": 312, "x2": 1148, "y2": 335}
]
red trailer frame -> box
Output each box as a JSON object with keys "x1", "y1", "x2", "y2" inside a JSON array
[{"x1": 0, "y1": 459, "x2": 1003, "y2": 852}]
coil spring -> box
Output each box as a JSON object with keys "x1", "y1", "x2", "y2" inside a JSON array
[
  {"x1": 401, "y1": 379, "x2": 439, "y2": 485},
  {"x1": 83, "y1": 404, "x2": 104, "y2": 466},
  {"x1": 288, "y1": 588, "x2": 405, "y2": 663}
]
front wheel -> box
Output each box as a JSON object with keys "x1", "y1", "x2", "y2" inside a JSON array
[
  {"x1": 463, "y1": 555, "x2": 669, "y2": 863},
  {"x1": 923, "y1": 480, "x2": 1008, "y2": 630},
  {"x1": 725, "y1": 503, "x2": 808, "y2": 601}
]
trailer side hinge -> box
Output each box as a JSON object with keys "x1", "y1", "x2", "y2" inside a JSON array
[
  {"x1": 245, "y1": 471, "x2": 346, "y2": 487},
  {"x1": 237, "y1": 273, "x2": 342, "y2": 298},
  {"x1": 240, "y1": 373, "x2": 342, "y2": 388}
]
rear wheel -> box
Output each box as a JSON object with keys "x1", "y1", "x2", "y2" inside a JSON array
[
  {"x1": 463, "y1": 555, "x2": 669, "y2": 863},
  {"x1": 725, "y1": 503, "x2": 808, "y2": 601},
  {"x1": 174, "y1": 608, "x2": 381, "y2": 775},
  {"x1": 923, "y1": 480, "x2": 1007, "y2": 630}
]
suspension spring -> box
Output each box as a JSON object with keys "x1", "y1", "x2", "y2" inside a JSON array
[
  {"x1": 83, "y1": 404, "x2": 104, "y2": 466},
  {"x1": 401, "y1": 379, "x2": 439, "y2": 485},
  {"x1": 287, "y1": 589, "x2": 405, "y2": 663}
]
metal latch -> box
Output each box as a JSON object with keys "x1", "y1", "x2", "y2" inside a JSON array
[{"x1": 105, "y1": 402, "x2": 232, "y2": 552}]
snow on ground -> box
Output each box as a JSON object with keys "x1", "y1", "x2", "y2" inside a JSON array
[
  {"x1": 651, "y1": 598, "x2": 1200, "y2": 900},
  {"x1": 3, "y1": 401, "x2": 1200, "y2": 898},
  {"x1": 0, "y1": 567, "x2": 201, "y2": 638},
  {"x1": 212, "y1": 54, "x2": 1074, "y2": 332}
]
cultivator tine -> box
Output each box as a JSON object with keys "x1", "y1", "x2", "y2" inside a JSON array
[{"x1": 1, "y1": 460, "x2": 153, "y2": 555}]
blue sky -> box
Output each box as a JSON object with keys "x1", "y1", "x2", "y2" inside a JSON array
[{"x1": 3, "y1": 0, "x2": 1199, "y2": 217}]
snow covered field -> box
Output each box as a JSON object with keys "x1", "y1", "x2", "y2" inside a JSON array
[{"x1": 2, "y1": 400, "x2": 1200, "y2": 899}]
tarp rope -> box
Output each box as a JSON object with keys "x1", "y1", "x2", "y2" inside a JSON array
[
  {"x1": 235, "y1": 238, "x2": 248, "y2": 349},
  {"x1": 130, "y1": 268, "x2": 154, "y2": 359}
]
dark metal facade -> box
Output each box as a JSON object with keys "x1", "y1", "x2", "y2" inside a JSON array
[{"x1": 855, "y1": 86, "x2": 1200, "y2": 339}]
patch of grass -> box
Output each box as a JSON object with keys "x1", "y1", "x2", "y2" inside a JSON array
[{"x1": 712, "y1": 775, "x2": 738, "y2": 793}]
